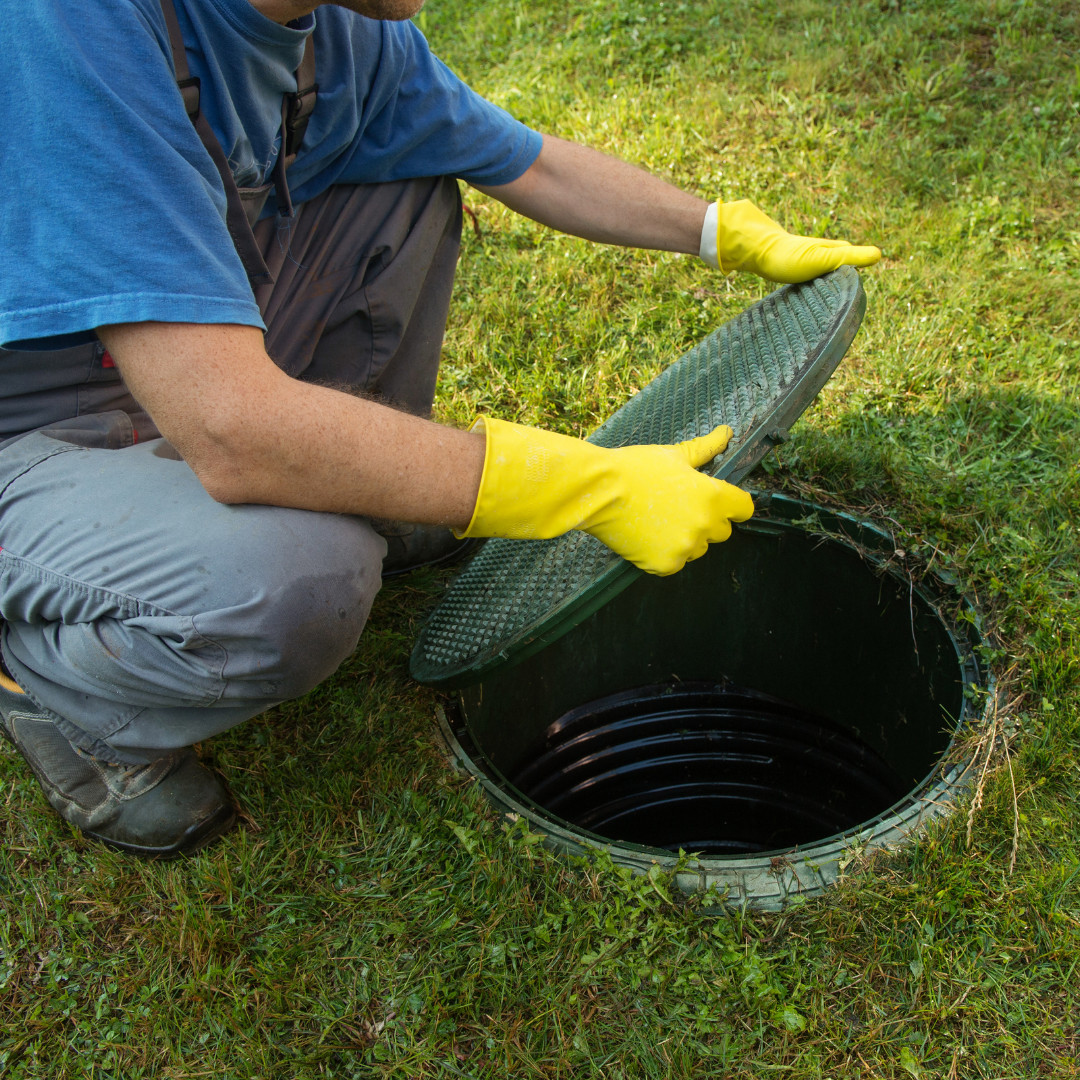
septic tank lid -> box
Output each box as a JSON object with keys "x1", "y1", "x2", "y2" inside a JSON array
[{"x1": 411, "y1": 265, "x2": 867, "y2": 688}]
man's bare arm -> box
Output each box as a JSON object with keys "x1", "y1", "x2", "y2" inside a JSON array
[
  {"x1": 472, "y1": 134, "x2": 708, "y2": 255},
  {"x1": 98, "y1": 321, "x2": 485, "y2": 524}
]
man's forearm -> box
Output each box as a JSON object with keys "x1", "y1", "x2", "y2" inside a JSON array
[
  {"x1": 98, "y1": 322, "x2": 485, "y2": 526},
  {"x1": 474, "y1": 134, "x2": 708, "y2": 255}
]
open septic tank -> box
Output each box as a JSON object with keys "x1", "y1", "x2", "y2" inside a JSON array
[{"x1": 411, "y1": 267, "x2": 990, "y2": 909}]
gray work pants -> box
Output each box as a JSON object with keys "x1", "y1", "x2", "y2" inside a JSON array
[{"x1": 0, "y1": 177, "x2": 462, "y2": 765}]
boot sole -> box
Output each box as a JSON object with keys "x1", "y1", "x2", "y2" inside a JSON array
[{"x1": 84, "y1": 800, "x2": 237, "y2": 860}]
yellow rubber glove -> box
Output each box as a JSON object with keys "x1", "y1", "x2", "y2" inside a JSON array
[
  {"x1": 703, "y1": 199, "x2": 881, "y2": 283},
  {"x1": 456, "y1": 418, "x2": 755, "y2": 576}
]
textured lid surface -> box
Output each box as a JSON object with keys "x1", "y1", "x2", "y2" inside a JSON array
[{"x1": 411, "y1": 266, "x2": 867, "y2": 688}]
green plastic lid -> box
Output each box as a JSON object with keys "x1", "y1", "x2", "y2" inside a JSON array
[{"x1": 411, "y1": 266, "x2": 867, "y2": 688}]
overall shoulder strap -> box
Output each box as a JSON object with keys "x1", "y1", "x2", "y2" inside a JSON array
[
  {"x1": 272, "y1": 35, "x2": 318, "y2": 218},
  {"x1": 159, "y1": 0, "x2": 200, "y2": 117},
  {"x1": 285, "y1": 37, "x2": 318, "y2": 159},
  {"x1": 157, "y1": 0, "x2": 274, "y2": 286}
]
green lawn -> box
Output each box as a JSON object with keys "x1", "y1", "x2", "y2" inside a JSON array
[{"x1": 3, "y1": 1, "x2": 1080, "y2": 1076}]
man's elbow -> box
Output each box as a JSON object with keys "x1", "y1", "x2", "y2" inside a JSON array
[
  {"x1": 170, "y1": 423, "x2": 265, "y2": 507},
  {"x1": 195, "y1": 463, "x2": 252, "y2": 506}
]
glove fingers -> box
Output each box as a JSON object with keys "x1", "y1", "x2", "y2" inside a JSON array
[
  {"x1": 765, "y1": 237, "x2": 881, "y2": 283},
  {"x1": 704, "y1": 519, "x2": 733, "y2": 545},
  {"x1": 679, "y1": 424, "x2": 734, "y2": 468},
  {"x1": 685, "y1": 536, "x2": 712, "y2": 564},
  {"x1": 837, "y1": 243, "x2": 882, "y2": 267},
  {"x1": 801, "y1": 239, "x2": 880, "y2": 273},
  {"x1": 722, "y1": 483, "x2": 755, "y2": 523},
  {"x1": 645, "y1": 485, "x2": 751, "y2": 575},
  {"x1": 697, "y1": 482, "x2": 753, "y2": 545},
  {"x1": 703, "y1": 484, "x2": 752, "y2": 540},
  {"x1": 635, "y1": 484, "x2": 752, "y2": 575}
]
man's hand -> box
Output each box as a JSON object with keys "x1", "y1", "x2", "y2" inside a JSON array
[
  {"x1": 457, "y1": 417, "x2": 754, "y2": 575},
  {"x1": 97, "y1": 322, "x2": 486, "y2": 526},
  {"x1": 707, "y1": 199, "x2": 882, "y2": 283}
]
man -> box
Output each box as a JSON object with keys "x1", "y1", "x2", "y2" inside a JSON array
[{"x1": 0, "y1": 0, "x2": 880, "y2": 857}]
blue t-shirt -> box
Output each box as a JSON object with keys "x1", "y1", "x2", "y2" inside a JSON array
[{"x1": 0, "y1": 0, "x2": 541, "y2": 349}]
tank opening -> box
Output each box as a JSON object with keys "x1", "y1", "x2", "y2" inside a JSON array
[
  {"x1": 453, "y1": 495, "x2": 981, "y2": 875},
  {"x1": 509, "y1": 681, "x2": 910, "y2": 855}
]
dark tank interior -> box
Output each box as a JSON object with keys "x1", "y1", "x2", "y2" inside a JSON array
[{"x1": 454, "y1": 496, "x2": 968, "y2": 857}]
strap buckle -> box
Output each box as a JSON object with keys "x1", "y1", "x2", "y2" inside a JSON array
[
  {"x1": 177, "y1": 75, "x2": 200, "y2": 119},
  {"x1": 283, "y1": 84, "x2": 318, "y2": 158}
]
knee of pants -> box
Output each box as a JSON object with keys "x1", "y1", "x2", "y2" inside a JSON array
[
  {"x1": 0, "y1": 438, "x2": 388, "y2": 757},
  {"x1": 2, "y1": 519, "x2": 386, "y2": 721},
  {"x1": 209, "y1": 525, "x2": 387, "y2": 703},
  {"x1": 1, "y1": 530, "x2": 385, "y2": 763}
]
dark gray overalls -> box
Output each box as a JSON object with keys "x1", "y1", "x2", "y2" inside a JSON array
[{"x1": 0, "y1": 1, "x2": 462, "y2": 764}]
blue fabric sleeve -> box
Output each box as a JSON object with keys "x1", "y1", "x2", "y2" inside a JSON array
[
  {"x1": 0, "y1": 0, "x2": 264, "y2": 349},
  {"x1": 0, "y1": 0, "x2": 541, "y2": 349},
  {"x1": 278, "y1": 16, "x2": 542, "y2": 211}
]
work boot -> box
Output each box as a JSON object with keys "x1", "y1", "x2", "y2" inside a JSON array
[
  {"x1": 0, "y1": 675, "x2": 235, "y2": 858},
  {"x1": 374, "y1": 520, "x2": 484, "y2": 579}
]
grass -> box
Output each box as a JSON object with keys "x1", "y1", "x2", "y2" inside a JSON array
[{"x1": 3, "y1": 0, "x2": 1080, "y2": 1075}]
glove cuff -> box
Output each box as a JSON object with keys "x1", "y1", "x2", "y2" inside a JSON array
[
  {"x1": 699, "y1": 201, "x2": 720, "y2": 269},
  {"x1": 716, "y1": 198, "x2": 758, "y2": 275},
  {"x1": 453, "y1": 417, "x2": 493, "y2": 539},
  {"x1": 455, "y1": 418, "x2": 608, "y2": 542},
  {"x1": 717, "y1": 199, "x2": 795, "y2": 276}
]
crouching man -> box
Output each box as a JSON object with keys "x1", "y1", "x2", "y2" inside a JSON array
[{"x1": 0, "y1": 0, "x2": 879, "y2": 856}]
